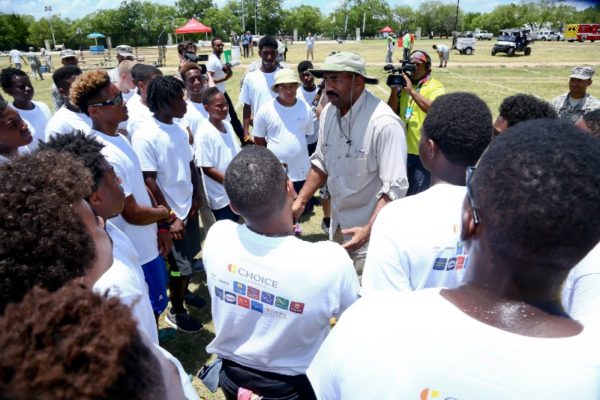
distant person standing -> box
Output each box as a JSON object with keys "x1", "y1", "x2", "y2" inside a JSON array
[
  {"x1": 385, "y1": 36, "x2": 394, "y2": 63},
  {"x1": 432, "y1": 44, "x2": 449, "y2": 68},
  {"x1": 306, "y1": 32, "x2": 315, "y2": 61},
  {"x1": 9, "y1": 49, "x2": 25, "y2": 70},
  {"x1": 26, "y1": 47, "x2": 43, "y2": 81},
  {"x1": 51, "y1": 49, "x2": 79, "y2": 111},
  {"x1": 402, "y1": 31, "x2": 412, "y2": 61},
  {"x1": 40, "y1": 48, "x2": 52, "y2": 72},
  {"x1": 242, "y1": 32, "x2": 251, "y2": 58},
  {"x1": 551, "y1": 66, "x2": 600, "y2": 123}
]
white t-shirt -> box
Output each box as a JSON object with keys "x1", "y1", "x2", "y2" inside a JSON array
[
  {"x1": 125, "y1": 94, "x2": 152, "y2": 140},
  {"x1": 11, "y1": 101, "x2": 51, "y2": 150},
  {"x1": 132, "y1": 117, "x2": 194, "y2": 219},
  {"x1": 562, "y1": 242, "x2": 600, "y2": 328},
  {"x1": 44, "y1": 106, "x2": 92, "y2": 140},
  {"x1": 184, "y1": 100, "x2": 209, "y2": 142},
  {"x1": 204, "y1": 220, "x2": 360, "y2": 376},
  {"x1": 240, "y1": 68, "x2": 280, "y2": 115},
  {"x1": 90, "y1": 129, "x2": 159, "y2": 265},
  {"x1": 9, "y1": 49, "x2": 21, "y2": 64},
  {"x1": 362, "y1": 184, "x2": 468, "y2": 294},
  {"x1": 297, "y1": 86, "x2": 319, "y2": 145},
  {"x1": 252, "y1": 98, "x2": 313, "y2": 182},
  {"x1": 196, "y1": 120, "x2": 240, "y2": 210},
  {"x1": 308, "y1": 289, "x2": 600, "y2": 400},
  {"x1": 207, "y1": 53, "x2": 227, "y2": 93},
  {"x1": 306, "y1": 37, "x2": 315, "y2": 49},
  {"x1": 94, "y1": 222, "x2": 158, "y2": 345}
]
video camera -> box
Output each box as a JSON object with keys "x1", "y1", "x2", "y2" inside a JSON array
[
  {"x1": 184, "y1": 51, "x2": 209, "y2": 63},
  {"x1": 383, "y1": 61, "x2": 417, "y2": 88}
]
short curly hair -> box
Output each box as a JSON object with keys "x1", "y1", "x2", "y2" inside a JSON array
[
  {"x1": 498, "y1": 93, "x2": 558, "y2": 127},
  {"x1": 582, "y1": 109, "x2": 600, "y2": 139},
  {"x1": 473, "y1": 119, "x2": 600, "y2": 282},
  {"x1": 0, "y1": 67, "x2": 27, "y2": 93},
  {"x1": 0, "y1": 150, "x2": 94, "y2": 314},
  {"x1": 0, "y1": 283, "x2": 166, "y2": 399},
  {"x1": 69, "y1": 69, "x2": 111, "y2": 115},
  {"x1": 422, "y1": 92, "x2": 493, "y2": 166},
  {"x1": 39, "y1": 131, "x2": 106, "y2": 191}
]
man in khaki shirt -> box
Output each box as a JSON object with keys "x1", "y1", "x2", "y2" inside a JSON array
[{"x1": 292, "y1": 52, "x2": 408, "y2": 276}]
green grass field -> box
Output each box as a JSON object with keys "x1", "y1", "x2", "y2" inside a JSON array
[{"x1": 2, "y1": 38, "x2": 600, "y2": 399}]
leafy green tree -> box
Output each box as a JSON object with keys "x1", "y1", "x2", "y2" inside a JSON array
[
  {"x1": 0, "y1": 13, "x2": 32, "y2": 50},
  {"x1": 282, "y1": 5, "x2": 323, "y2": 37},
  {"x1": 391, "y1": 6, "x2": 416, "y2": 35},
  {"x1": 28, "y1": 14, "x2": 77, "y2": 49},
  {"x1": 175, "y1": 0, "x2": 215, "y2": 19},
  {"x1": 417, "y1": 1, "x2": 462, "y2": 37}
]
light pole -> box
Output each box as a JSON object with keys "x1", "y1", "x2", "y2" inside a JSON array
[
  {"x1": 254, "y1": 0, "x2": 258, "y2": 35},
  {"x1": 454, "y1": 0, "x2": 460, "y2": 33},
  {"x1": 45, "y1": 5, "x2": 57, "y2": 50}
]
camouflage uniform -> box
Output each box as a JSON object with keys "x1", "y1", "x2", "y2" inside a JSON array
[{"x1": 551, "y1": 93, "x2": 600, "y2": 123}]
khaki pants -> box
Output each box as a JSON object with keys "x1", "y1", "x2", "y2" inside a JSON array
[{"x1": 333, "y1": 225, "x2": 367, "y2": 278}]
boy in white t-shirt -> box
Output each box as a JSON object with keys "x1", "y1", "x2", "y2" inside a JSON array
[
  {"x1": 196, "y1": 87, "x2": 241, "y2": 222},
  {"x1": 132, "y1": 76, "x2": 204, "y2": 334},
  {"x1": 0, "y1": 68, "x2": 50, "y2": 150},
  {"x1": 0, "y1": 96, "x2": 33, "y2": 163},
  {"x1": 240, "y1": 35, "x2": 282, "y2": 143},
  {"x1": 253, "y1": 69, "x2": 313, "y2": 205},
  {"x1": 308, "y1": 119, "x2": 600, "y2": 400},
  {"x1": 203, "y1": 146, "x2": 359, "y2": 399},
  {"x1": 362, "y1": 92, "x2": 493, "y2": 293},
  {"x1": 45, "y1": 65, "x2": 92, "y2": 140},
  {"x1": 180, "y1": 62, "x2": 209, "y2": 138},
  {"x1": 68, "y1": 69, "x2": 178, "y2": 324},
  {"x1": 127, "y1": 64, "x2": 163, "y2": 140}
]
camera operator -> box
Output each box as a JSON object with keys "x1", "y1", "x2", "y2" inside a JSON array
[
  {"x1": 387, "y1": 50, "x2": 445, "y2": 196},
  {"x1": 207, "y1": 37, "x2": 245, "y2": 143}
]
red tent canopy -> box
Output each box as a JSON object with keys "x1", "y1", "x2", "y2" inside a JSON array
[
  {"x1": 175, "y1": 18, "x2": 212, "y2": 34},
  {"x1": 379, "y1": 26, "x2": 394, "y2": 33}
]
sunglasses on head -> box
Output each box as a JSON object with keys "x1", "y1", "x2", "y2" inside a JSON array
[{"x1": 89, "y1": 92, "x2": 124, "y2": 108}]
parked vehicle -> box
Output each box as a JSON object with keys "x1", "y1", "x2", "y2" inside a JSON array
[
  {"x1": 537, "y1": 30, "x2": 561, "y2": 41},
  {"x1": 474, "y1": 30, "x2": 494, "y2": 40},
  {"x1": 564, "y1": 24, "x2": 600, "y2": 42},
  {"x1": 492, "y1": 29, "x2": 533, "y2": 56},
  {"x1": 452, "y1": 32, "x2": 476, "y2": 55}
]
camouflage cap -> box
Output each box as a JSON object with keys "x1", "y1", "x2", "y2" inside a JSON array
[{"x1": 569, "y1": 66, "x2": 594, "y2": 80}]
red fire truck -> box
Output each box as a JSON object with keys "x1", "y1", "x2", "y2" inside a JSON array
[{"x1": 565, "y1": 24, "x2": 600, "y2": 42}]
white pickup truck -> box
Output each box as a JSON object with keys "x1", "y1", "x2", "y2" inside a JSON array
[{"x1": 474, "y1": 30, "x2": 494, "y2": 40}]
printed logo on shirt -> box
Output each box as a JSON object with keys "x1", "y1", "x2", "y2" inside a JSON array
[
  {"x1": 420, "y1": 388, "x2": 459, "y2": 400},
  {"x1": 289, "y1": 301, "x2": 305, "y2": 314},
  {"x1": 261, "y1": 291, "x2": 275, "y2": 305},
  {"x1": 275, "y1": 296, "x2": 290, "y2": 310},
  {"x1": 227, "y1": 263, "x2": 238, "y2": 274},
  {"x1": 238, "y1": 296, "x2": 250, "y2": 309},
  {"x1": 233, "y1": 281, "x2": 246, "y2": 295},
  {"x1": 446, "y1": 257, "x2": 457, "y2": 271},
  {"x1": 455, "y1": 242, "x2": 464, "y2": 255},
  {"x1": 215, "y1": 287, "x2": 224, "y2": 300},
  {"x1": 247, "y1": 286, "x2": 260, "y2": 300},
  {"x1": 433, "y1": 258, "x2": 447, "y2": 270},
  {"x1": 227, "y1": 263, "x2": 279, "y2": 289},
  {"x1": 455, "y1": 255, "x2": 466, "y2": 270},
  {"x1": 251, "y1": 300, "x2": 264, "y2": 313},
  {"x1": 224, "y1": 291, "x2": 236, "y2": 304}
]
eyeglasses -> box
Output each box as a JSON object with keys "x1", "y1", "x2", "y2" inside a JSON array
[
  {"x1": 89, "y1": 92, "x2": 124, "y2": 108},
  {"x1": 466, "y1": 166, "x2": 480, "y2": 225}
]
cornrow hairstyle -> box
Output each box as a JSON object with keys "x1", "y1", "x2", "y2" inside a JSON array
[
  {"x1": 202, "y1": 86, "x2": 222, "y2": 106},
  {"x1": 39, "y1": 131, "x2": 107, "y2": 191},
  {"x1": 0, "y1": 67, "x2": 28, "y2": 93},
  {"x1": 52, "y1": 65, "x2": 82, "y2": 91},
  {"x1": 69, "y1": 69, "x2": 111, "y2": 115},
  {"x1": 422, "y1": 92, "x2": 493, "y2": 166},
  {"x1": 0, "y1": 150, "x2": 94, "y2": 314},
  {"x1": 146, "y1": 76, "x2": 185, "y2": 114},
  {"x1": 0, "y1": 283, "x2": 167, "y2": 399}
]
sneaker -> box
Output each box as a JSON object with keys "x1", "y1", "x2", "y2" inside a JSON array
[
  {"x1": 184, "y1": 291, "x2": 207, "y2": 309},
  {"x1": 165, "y1": 308, "x2": 202, "y2": 333},
  {"x1": 321, "y1": 219, "x2": 331, "y2": 235}
]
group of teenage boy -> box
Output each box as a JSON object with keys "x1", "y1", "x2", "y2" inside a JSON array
[{"x1": 1, "y1": 33, "x2": 600, "y2": 400}]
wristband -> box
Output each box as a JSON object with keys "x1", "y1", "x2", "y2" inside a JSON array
[{"x1": 158, "y1": 228, "x2": 170, "y2": 233}]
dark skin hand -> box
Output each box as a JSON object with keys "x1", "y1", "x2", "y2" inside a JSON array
[{"x1": 143, "y1": 171, "x2": 185, "y2": 241}]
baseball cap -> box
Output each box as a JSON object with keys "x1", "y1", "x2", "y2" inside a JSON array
[
  {"x1": 271, "y1": 69, "x2": 301, "y2": 92},
  {"x1": 569, "y1": 66, "x2": 594, "y2": 80},
  {"x1": 60, "y1": 49, "x2": 76, "y2": 59},
  {"x1": 309, "y1": 51, "x2": 378, "y2": 84},
  {"x1": 116, "y1": 45, "x2": 134, "y2": 58}
]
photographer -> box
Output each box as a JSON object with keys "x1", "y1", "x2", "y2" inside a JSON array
[
  {"x1": 387, "y1": 50, "x2": 445, "y2": 195},
  {"x1": 207, "y1": 37, "x2": 244, "y2": 143}
]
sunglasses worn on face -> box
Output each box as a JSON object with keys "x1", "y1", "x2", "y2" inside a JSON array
[
  {"x1": 89, "y1": 92, "x2": 124, "y2": 108},
  {"x1": 466, "y1": 166, "x2": 480, "y2": 225}
]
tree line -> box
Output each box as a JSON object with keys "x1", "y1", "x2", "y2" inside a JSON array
[{"x1": 1, "y1": 0, "x2": 599, "y2": 50}]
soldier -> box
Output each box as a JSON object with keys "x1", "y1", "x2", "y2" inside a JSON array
[{"x1": 551, "y1": 66, "x2": 600, "y2": 123}]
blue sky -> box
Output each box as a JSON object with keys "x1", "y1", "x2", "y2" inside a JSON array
[{"x1": 0, "y1": 0, "x2": 596, "y2": 20}]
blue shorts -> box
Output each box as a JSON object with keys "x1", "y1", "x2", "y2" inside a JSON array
[{"x1": 141, "y1": 256, "x2": 169, "y2": 314}]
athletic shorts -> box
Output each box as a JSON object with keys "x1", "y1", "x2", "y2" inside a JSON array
[
  {"x1": 141, "y1": 256, "x2": 169, "y2": 314},
  {"x1": 166, "y1": 215, "x2": 201, "y2": 277}
]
